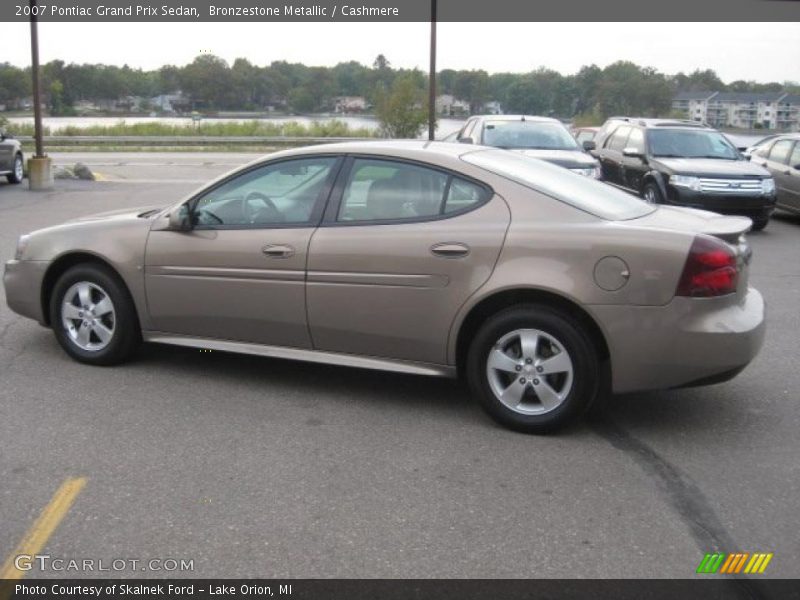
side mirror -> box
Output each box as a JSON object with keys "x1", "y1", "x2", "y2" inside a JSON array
[
  {"x1": 458, "y1": 137, "x2": 475, "y2": 145},
  {"x1": 168, "y1": 204, "x2": 193, "y2": 231},
  {"x1": 622, "y1": 147, "x2": 644, "y2": 158},
  {"x1": 794, "y1": 164, "x2": 800, "y2": 171},
  {"x1": 582, "y1": 140, "x2": 596, "y2": 151}
]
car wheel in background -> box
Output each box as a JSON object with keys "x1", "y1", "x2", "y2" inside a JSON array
[
  {"x1": 750, "y1": 216, "x2": 769, "y2": 232},
  {"x1": 642, "y1": 181, "x2": 663, "y2": 205},
  {"x1": 7, "y1": 154, "x2": 24, "y2": 184},
  {"x1": 467, "y1": 305, "x2": 599, "y2": 434},
  {"x1": 49, "y1": 264, "x2": 140, "y2": 365}
]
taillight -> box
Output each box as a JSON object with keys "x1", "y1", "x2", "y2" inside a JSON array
[{"x1": 676, "y1": 236, "x2": 739, "y2": 297}]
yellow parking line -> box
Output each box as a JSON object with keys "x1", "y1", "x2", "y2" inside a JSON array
[
  {"x1": 0, "y1": 477, "x2": 87, "y2": 580},
  {"x1": 93, "y1": 172, "x2": 107, "y2": 181}
]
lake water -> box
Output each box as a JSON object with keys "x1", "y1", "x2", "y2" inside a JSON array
[
  {"x1": 6, "y1": 115, "x2": 468, "y2": 138},
  {"x1": 6, "y1": 115, "x2": 768, "y2": 147}
]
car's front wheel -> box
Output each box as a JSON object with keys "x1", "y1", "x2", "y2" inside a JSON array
[
  {"x1": 467, "y1": 305, "x2": 599, "y2": 433},
  {"x1": 49, "y1": 264, "x2": 140, "y2": 365},
  {"x1": 7, "y1": 154, "x2": 23, "y2": 184},
  {"x1": 642, "y1": 181, "x2": 663, "y2": 204}
]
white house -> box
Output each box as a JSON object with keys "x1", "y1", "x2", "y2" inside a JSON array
[{"x1": 333, "y1": 96, "x2": 367, "y2": 113}]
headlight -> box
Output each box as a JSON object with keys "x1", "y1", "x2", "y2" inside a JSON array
[
  {"x1": 761, "y1": 178, "x2": 775, "y2": 195},
  {"x1": 570, "y1": 167, "x2": 598, "y2": 178},
  {"x1": 14, "y1": 234, "x2": 30, "y2": 260},
  {"x1": 670, "y1": 175, "x2": 702, "y2": 191}
]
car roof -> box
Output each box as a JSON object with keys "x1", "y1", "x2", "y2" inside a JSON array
[
  {"x1": 471, "y1": 114, "x2": 562, "y2": 124},
  {"x1": 604, "y1": 117, "x2": 713, "y2": 130}
]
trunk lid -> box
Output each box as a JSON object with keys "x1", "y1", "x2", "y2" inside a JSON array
[{"x1": 629, "y1": 205, "x2": 752, "y2": 298}]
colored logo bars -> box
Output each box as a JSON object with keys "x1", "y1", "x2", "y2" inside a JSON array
[{"x1": 696, "y1": 552, "x2": 773, "y2": 574}]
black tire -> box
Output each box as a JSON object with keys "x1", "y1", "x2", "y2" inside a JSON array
[
  {"x1": 641, "y1": 181, "x2": 663, "y2": 205},
  {"x1": 49, "y1": 263, "x2": 140, "y2": 365},
  {"x1": 466, "y1": 304, "x2": 599, "y2": 434},
  {"x1": 750, "y1": 216, "x2": 769, "y2": 231},
  {"x1": 7, "y1": 154, "x2": 23, "y2": 184}
]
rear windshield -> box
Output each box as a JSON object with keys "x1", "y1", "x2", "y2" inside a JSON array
[{"x1": 462, "y1": 149, "x2": 655, "y2": 221}]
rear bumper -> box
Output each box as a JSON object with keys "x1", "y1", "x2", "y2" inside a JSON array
[
  {"x1": 591, "y1": 287, "x2": 766, "y2": 394},
  {"x1": 3, "y1": 259, "x2": 49, "y2": 324}
]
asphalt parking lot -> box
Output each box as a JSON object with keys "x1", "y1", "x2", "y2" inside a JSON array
[{"x1": 1, "y1": 153, "x2": 799, "y2": 580}]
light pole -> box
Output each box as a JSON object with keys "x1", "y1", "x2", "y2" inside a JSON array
[
  {"x1": 428, "y1": 0, "x2": 437, "y2": 141},
  {"x1": 28, "y1": 0, "x2": 53, "y2": 189}
]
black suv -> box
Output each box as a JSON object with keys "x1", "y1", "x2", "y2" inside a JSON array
[{"x1": 592, "y1": 118, "x2": 776, "y2": 230}]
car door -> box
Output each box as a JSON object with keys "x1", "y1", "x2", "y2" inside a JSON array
[
  {"x1": 758, "y1": 139, "x2": 798, "y2": 211},
  {"x1": 779, "y1": 142, "x2": 800, "y2": 211},
  {"x1": 599, "y1": 125, "x2": 631, "y2": 186},
  {"x1": 306, "y1": 156, "x2": 510, "y2": 365},
  {"x1": 620, "y1": 127, "x2": 648, "y2": 192},
  {"x1": 144, "y1": 155, "x2": 341, "y2": 348},
  {"x1": 0, "y1": 134, "x2": 13, "y2": 173}
]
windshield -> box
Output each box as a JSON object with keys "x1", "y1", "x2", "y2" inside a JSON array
[
  {"x1": 648, "y1": 129, "x2": 740, "y2": 160},
  {"x1": 482, "y1": 120, "x2": 579, "y2": 151},
  {"x1": 462, "y1": 149, "x2": 654, "y2": 221}
]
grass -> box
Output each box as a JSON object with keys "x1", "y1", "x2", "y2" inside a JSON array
[{"x1": 6, "y1": 119, "x2": 377, "y2": 138}]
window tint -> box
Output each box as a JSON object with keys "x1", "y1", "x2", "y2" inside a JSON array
[
  {"x1": 769, "y1": 140, "x2": 794, "y2": 164},
  {"x1": 445, "y1": 178, "x2": 486, "y2": 213},
  {"x1": 194, "y1": 157, "x2": 335, "y2": 227},
  {"x1": 338, "y1": 159, "x2": 486, "y2": 223},
  {"x1": 626, "y1": 128, "x2": 645, "y2": 153},
  {"x1": 607, "y1": 126, "x2": 632, "y2": 152}
]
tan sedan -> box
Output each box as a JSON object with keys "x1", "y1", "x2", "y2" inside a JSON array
[{"x1": 4, "y1": 141, "x2": 766, "y2": 433}]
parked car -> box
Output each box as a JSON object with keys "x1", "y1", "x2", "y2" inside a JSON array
[
  {"x1": 455, "y1": 115, "x2": 601, "y2": 178},
  {"x1": 572, "y1": 126, "x2": 599, "y2": 147},
  {"x1": 741, "y1": 133, "x2": 782, "y2": 159},
  {"x1": 591, "y1": 118, "x2": 776, "y2": 230},
  {"x1": 748, "y1": 133, "x2": 800, "y2": 214},
  {"x1": 0, "y1": 130, "x2": 24, "y2": 184},
  {"x1": 4, "y1": 142, "x2": 765, "y2": 433}
]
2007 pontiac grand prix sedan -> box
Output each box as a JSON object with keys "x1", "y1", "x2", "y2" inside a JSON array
[{"x1": 4, "y1": 141, "x2": 766, "y2": 433}]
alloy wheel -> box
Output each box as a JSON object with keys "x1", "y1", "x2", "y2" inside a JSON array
[
  {"x1": 60, "y1": 281, "x2": 116, "y2": 351},
  {"x1": 485, "y1": 328, "x2": 574, "y2": 415}
]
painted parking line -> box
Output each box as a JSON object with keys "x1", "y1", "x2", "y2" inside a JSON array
[{"x1": 0, "y1": 477, "x2": 87, "y2": 580}]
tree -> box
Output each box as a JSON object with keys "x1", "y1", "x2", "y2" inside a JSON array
[
  {"x1": 373, "y1": 54, "x2": 390, "y2": 71},
  {"x1": 375, "y1": 73, "x2": 428, "y2": 138},
  {"x1": 504, "y1": 78, "x2": 548, "y2": 115},
  {"x1": 453, "y1": 70, "x2": 489, "y2": 114}
]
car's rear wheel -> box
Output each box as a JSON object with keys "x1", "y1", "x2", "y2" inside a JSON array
[
  {"x1": 467, "y1": 305, "x2": 599, "y2": 434},
  {"x1": 49, "y1": 264, "x2": 140, "y2": 365},
  {"x1": 642, "y1": 181, "x2": 663, "y2": 204},
  {"x1": 7, "y1": 154, "x2": 23, "y2": 184}
]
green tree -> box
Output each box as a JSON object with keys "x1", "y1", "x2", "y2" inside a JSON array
[{"x1": 375, "y1": 73, "x2": 428, "y2": 138}]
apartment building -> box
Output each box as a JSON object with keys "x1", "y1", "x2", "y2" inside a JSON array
[{"x1": 672, "y1": 91, "x2": 800, "y2": 131}]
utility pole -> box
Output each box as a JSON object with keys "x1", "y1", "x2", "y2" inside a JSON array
[
  {"x1": 30, "y1": 0, "x2": 44, "y2": 158},
  {"x1": 28, "y1": 0, "x2": 53, "y2": 189},
  {"x1": 428, "y1": 0, "x2": 437, "y2": 141}
]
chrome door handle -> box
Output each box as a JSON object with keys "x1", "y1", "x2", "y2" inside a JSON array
[
  {"x1": 431, "y1": 242, "x2": 470, "y2": 258},
  {"x1": 262, "y1": 244, "x2": 295, "y2": 258}
]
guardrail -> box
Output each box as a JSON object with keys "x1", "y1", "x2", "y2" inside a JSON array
[{"x1": 15, "y1": 135, "x2": 378, "y2": 147}]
